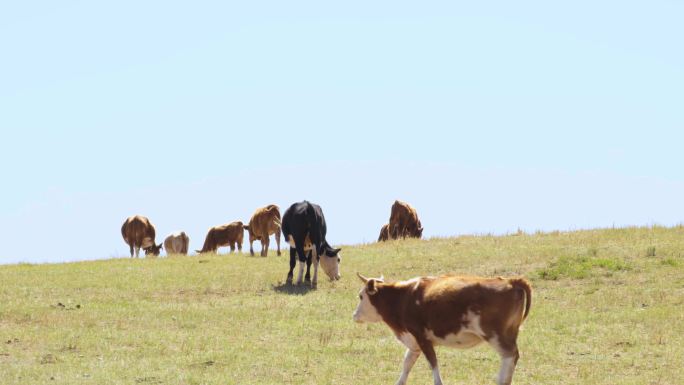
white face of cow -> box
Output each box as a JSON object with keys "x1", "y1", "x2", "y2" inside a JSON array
[
  {"x1": 320, "y1": 250, "x2": 341, "y2": 281},
  {"x1": 353, "y1": 274, "x2": 383, "y2": 323}
]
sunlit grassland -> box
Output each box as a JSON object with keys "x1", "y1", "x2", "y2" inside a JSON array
[{"x1": 1, "y1": 226, "x2": 683, "y2": 384}]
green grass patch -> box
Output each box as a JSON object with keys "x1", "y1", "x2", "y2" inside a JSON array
[
  {"x1": 1, "y1": 226, "x2": 682, "y2": 385},
  {"x1": 536, "y1": 255, "x2": 632, "y2": 280}
]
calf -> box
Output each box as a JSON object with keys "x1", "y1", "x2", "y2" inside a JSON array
[
  {"x1": 244, "y1": 204, "x2": 282, "y2": 257},
  {"x1": 281, "y1": 201, "x2": 341, "y2": 285},
  {"x1": 196, "y1": 221, "x2": 244, "y2": 254},
  {"x1": 389, "y1": 200, "x2": 423, "y2": 239},
  {"x1": 353, "y1": 273, "x2": 532, "y2": 385},
  {"x1": 164, "y1": 231, "x2": 190, "y2": 255},
  {"x1": 378, "y1": 223, "x2": 390, "y2": 242},
  {"x1": 121, "y1": 215, "x2": 162, "y2": 257}
]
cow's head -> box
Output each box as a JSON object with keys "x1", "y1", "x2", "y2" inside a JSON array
[
  {"x1": 144, "y1": 243, "x2": 163, "y2": 256},
  {"x1": 353, "y1": 273, "x2": 385, "y2": 323},
  {"x1": 416, "y1": 226, "x2": 424, "y2": 238},
  {"x1": 319, "y1": 243, "x2": 341, "y2": 281}
]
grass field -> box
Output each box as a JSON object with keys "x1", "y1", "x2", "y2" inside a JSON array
[{"x1": 1, "y1": 226, "x2": 683, "y2": 385}]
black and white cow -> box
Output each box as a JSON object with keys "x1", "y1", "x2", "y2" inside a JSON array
[{"x1": 281, "y1": 201, "x2": 341, "y2": 285}]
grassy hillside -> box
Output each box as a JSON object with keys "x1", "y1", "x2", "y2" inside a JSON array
[{"x1": 1, "y1": 226, "x2": 683, "y2": 385}]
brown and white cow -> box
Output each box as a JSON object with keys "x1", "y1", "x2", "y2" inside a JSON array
[
  {"x1": 389, "y1": 200, "x2": 423, "y2": 239},
  {"x1": 121, "y1": 215, "x2": 162, "y2": 257},
  {"x1": 378, "y1": 223, "x2": 390, "y2": 242},
  {"x1": 244, "y1": 204, "x2": 282, "y2": 257},
  {"x1": 353, "y1": 273, "x2": 532, "y2": 385},
  {"x1": 164, "y1": 231, "x2": 190, "y2": 255},
  {"x1": 195, "y1": 221, "x2": 244, "y2": 254}
]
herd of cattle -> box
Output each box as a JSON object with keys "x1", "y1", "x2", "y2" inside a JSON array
[{"x1": 120, "y1": 199, "x2": 530, "y2": 385}]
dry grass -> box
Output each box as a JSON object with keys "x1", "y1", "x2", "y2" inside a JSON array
[{"x1": 1, "y1": 225, "x2": 683, "y2": 384}]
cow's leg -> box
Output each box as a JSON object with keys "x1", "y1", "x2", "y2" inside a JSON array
[
  {"x1": 417, "y1": 340, "x2": 443, "y2": 385},
  {"x1": 134, "y1": 247, "x2": 140, "y2": 258},
  {"x1": 275, "y1": 231, "x2": 281, "y2": 256},
  {"x1": 249, "y1": 239, "x2": 255, "y2": 256},
  {"x1": 129, "y1": 244, "x2": 134, "y2": 258},
  {"x1": 287, "y1": 247, "x2": 296, "y2": 284},
  {"x1": 489, "y1": 335, "x2": 520, "y2": 385},
  {"x1": 261, "y1": 237, "x2": 270, "y2": 257},
  {"x1": 230, "y1": 243, "x2": 235, "y2": 253},
  {"x1": 295, "y1": 244, "x2": 307, "y2": 285},
  {"x1": 304, "y1": 250, "x2": 312, "y2": 283},
  {"x1": 396, "y1": 348, "x2": 421, "y2": 385},
  {"x1": 311, "y1": 249, "x2": 320, "y2": 287}
]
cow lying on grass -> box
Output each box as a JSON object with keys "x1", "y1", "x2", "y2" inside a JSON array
[{"x1": 353, "y1": 273, "x2": 531, "y2": 385}]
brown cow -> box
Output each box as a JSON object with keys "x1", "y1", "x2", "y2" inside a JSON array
[
  {"x1": 378, "y1": 223, "x2": 390, "y2": 242},
  {"x1": 121, "y1": 215, "x2": 162, "y2": 257},
  {"x1": 389, "y1": 200, "x2": 423, "y2": 239},
  {"x1": 164, "y1": 231, "x2": 190, "y2": 255},
  {"x1": 244, "y1": 204, "x2": 282, "y2": 257},
  {"x1": 195, "y1": 221, "x2": 244, "y2": 254},
  {"x1": 353, "y1": 274, "x2": 532, "y2": 385}
]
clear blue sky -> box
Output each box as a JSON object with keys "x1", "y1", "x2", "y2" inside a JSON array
[{"x1": 1, "y1": 1, "x2": 682, "y2": 264}]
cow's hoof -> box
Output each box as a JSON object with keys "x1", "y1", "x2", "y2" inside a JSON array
[
  {"x1": 277, "y1": 251, "x2": 282, "y2": 256},
  {"x1": 286, "y1": 276, "x2": 293, "y2": 285},
  {"x1": 311, "y1": 281, "x2": 317, "y2": 288}
]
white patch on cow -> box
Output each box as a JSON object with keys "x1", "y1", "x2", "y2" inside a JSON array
[
  {"x1": 287, "y1": 235, "x2": 313, "y2": 251},
  {"x1": 396, "y1": 348, "x2": 420, "y2": 385},
  {"x1": 425, "y1": 311, "x2": 486, "y2": 349},
  {"x1": 296, "y1": 260, "x2": 305, "y2": 284},
  {"x1": 432, "y1": 365, "x2": 444, "y2": 385},
  {"x1": 319, "y1": 251, "x2": 340, "y2": 281},
  {"x1": 497, "y1": 355, "x2": 516, "y2": 385},
  {"x1": 425, "y1": 329, "x2": 483, "y2": 349},
  {"x1": 415, "y1": 300, "x2": 420, "y2": 305},
  {"x1": 352, "y1": 288, "x2": 383, "y2": 323},
  {"x1": 397, "y1": 332, "x2": 419, "y2": 350},
  {"x1": 487, "y1": 335, "x2": 518, "y2": 385}
]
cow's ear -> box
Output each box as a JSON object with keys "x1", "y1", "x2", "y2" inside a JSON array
[
  {"x1": 333, "y1": 248, "x2": 341, "y2": 255},
  {"x1": 367, "y1": 279, "x2": 378, "y2": 295},
  {"x1": 158, "y1": 244, "x2": 163, "y2": 249},
  {"x1": 357, "y1": 272, "x2": 368, "y2": 283}
]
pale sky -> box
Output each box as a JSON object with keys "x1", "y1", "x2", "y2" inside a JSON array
[{"x1": 1, "y1": 1, "x2": 683, "y2": 264}]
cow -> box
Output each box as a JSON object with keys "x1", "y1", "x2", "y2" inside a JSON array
[
  {"x1": 195, "y1": 221, "x2": 244, "y2": 254},
  {"x1": 281, "y1": 201, "x2": 341, "y2": 286},
  {"x1": 353, "y1": 273, "x2": 532, "y2": 385},
  {"x1": 121, "y1": 215, "x2": 162, "y2": 257},
  {"x1": 244, "y1": 204, "x2": 282, "y2": 257},
  {"x1": 378, "y1": 223, "x2": 390, "y2": 242},
  {"x1": 389, "y1": 200, "x2": 423, "y2": 239},
  {"x1": 164, "y1": 231, "x2": 190, "y2": 255}
]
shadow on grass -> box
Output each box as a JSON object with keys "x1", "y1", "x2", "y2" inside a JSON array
[{"x1": 271, "y1": 282, "x2": 316, "y2": 295}]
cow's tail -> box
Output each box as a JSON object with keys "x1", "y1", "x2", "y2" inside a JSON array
[{"x1": 509, "y1": 278, "x2": 532, "y2": 323}]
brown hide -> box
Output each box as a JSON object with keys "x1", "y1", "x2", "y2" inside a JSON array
[
  {"x1": 244, "y1": 204, "x2": 282, "y2": 256},
  {"x1": 388, "y1": 200, "x2": 423, "y2": 239},
  {"x1": 196, "y1": 221, "x2": 244, "y2": 254},
  {"x1": 121, "y1": 215, "x2": 160, "y2": 257}
]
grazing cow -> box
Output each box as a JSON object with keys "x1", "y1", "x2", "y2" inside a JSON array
[
  {"x1": 389, "y1": 200, "x2": 423, "y2": 239},
  {"x1": 281, "y1": 201, "x2": 341, "y2": 285},
  {"x1": 244, "y1": 204, "x2": 282, "y2": 257},
  {"x1": 196, "y1": 221, "x2": 244, "y2": 254},
  {"x1": 121, "y1": 215, "x2": 162, "y2": 257},
  {"x1": 378, "y1": 223, "x2": 390, "y2": 242},
  {"x1": 164, "y1": 231, "x2": 190, "y2": 255},
  {"x1": 353, "y1": 274, "x2": 532, "y2": 385}
]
